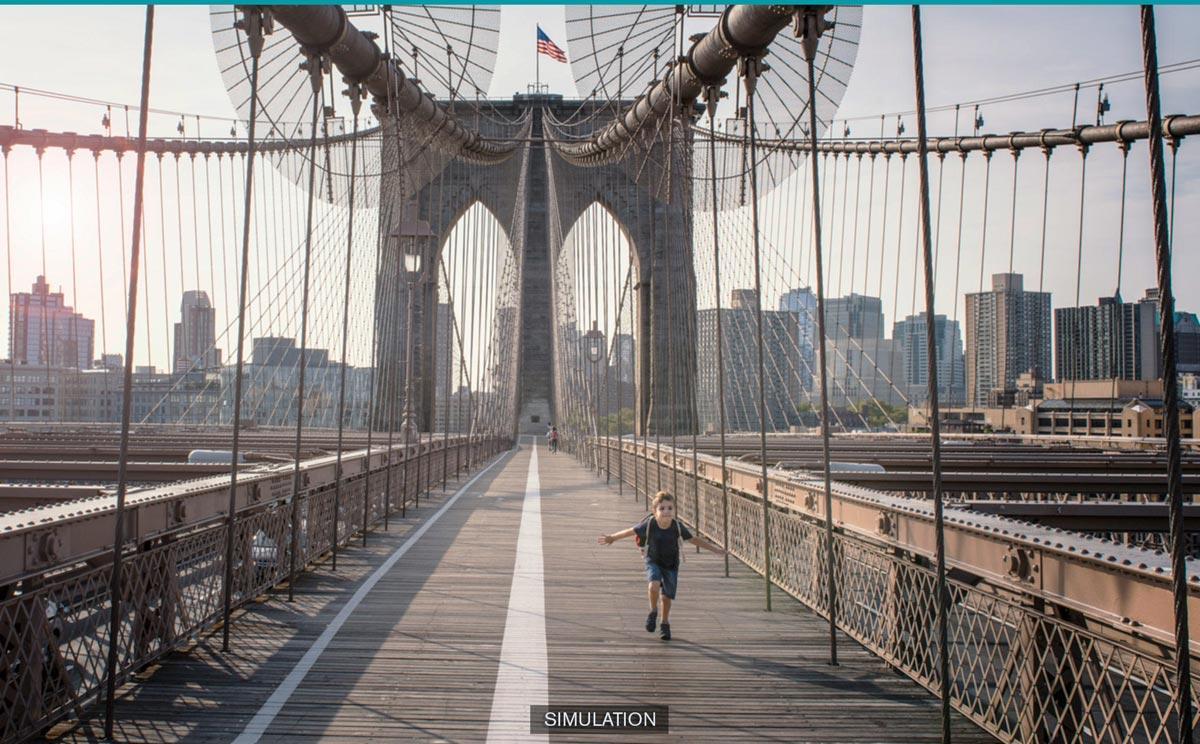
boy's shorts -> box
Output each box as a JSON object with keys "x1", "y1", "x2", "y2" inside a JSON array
[{"x1": 644, "y1": 560, "x2": 679, "y2": 599}]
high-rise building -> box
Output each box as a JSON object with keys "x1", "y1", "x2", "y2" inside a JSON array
[
  {"x1": 1136, "y1": 288, "x2": 1200, "y2": 385},
  {"x1": 893, "y1": 312, "x2": 966, "y2": 406},
  {"x1": 1177, "y1": 309, "x2": 1200, "y2": 375},
  {"x1": 827, "y1": 337, "x2": 906, "y2": 409},
  {"x1": 173, "y1": 290, "x2": 221, "y2": 373},
  {"x1": 9, "y1": 275, "x2": 94, "y2": 368},
  {"x1": 697, "y1": 291, "x2": 801, "y2": 432},
  {"x1": 822, "y1": 293, "x2": 895, "y2": 407},
  {"x1": 251, "y1": 336, "x2": 330, "y2": 368},
  {"x1": 779, "y1": 287, "x2": 817, "y2": 392},
  {"x1": 233, "y1": 336, "x2": 354, "y2": 427},
  {"x1": 614, "y1": 333, "x2": 636, "y2": 384},
  {"x1": 434, "y1": 302, "x2": 467, "y2": 432},
  {"x1": 826, "y1": 293, "x2": 885, "y2": 341},
  {"x1": 730, "y1": 288, "x2": 759, "y2": 313},
  {"x1": 964, "y1": 273, "x2": 1052, "y2": 406},
  {"x1": 1054, "y1": 293, "x2": 1159, "y2": 382}
]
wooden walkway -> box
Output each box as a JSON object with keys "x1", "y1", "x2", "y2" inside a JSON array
[{"x1": 50, "y1": 439, "x2": 994, "y2": 743}]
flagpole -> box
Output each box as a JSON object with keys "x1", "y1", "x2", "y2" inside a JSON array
[{"x1": 536, "y1": 25, "x2": 540, "y2": 93}]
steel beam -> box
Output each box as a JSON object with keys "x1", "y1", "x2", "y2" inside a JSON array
[
  {"x1": 751, "y1": 114, "x2": 1200, "y2": 156},
  {"x1": 601, "y1": 437, "x2": 1200, "y2": 655},
  {"x1": 0, "y1": 435, "x2": 485, "y2": 586},
  {"x1": 267, "y1": 5, "x2": 514, "y2": 164},
  {"x1": 964, "y1": 500, "x2": 1200, "y2": 532},
  {"x1": 554, "y1": 4, "x2": 798, "y2": 164}
]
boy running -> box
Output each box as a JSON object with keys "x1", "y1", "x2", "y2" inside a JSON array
[{"x1": 596, "y1": 491, "x2": 724, "y2": 640}]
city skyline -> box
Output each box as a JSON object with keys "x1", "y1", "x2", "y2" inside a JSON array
[{"x1": 2, "y1": 6, "x2": 1199, "y2": 376}]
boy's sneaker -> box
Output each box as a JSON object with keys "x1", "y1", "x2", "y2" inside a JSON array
[
  {"x1": 659, "y1": 623, "x2": 671, "y2": 641},
  {"x1": 645, "y1": 610, "x2": 657, "y2": 632}
]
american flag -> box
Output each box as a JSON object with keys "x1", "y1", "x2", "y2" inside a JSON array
[{"x1": 537, "y1": 26, "x2": 567, "y2": 63}]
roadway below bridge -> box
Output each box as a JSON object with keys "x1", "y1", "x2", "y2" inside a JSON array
[
  {"x1": 687, "y1": 433, "x2": 1200, "y2": 500},
  {"x1": 49, "y1": 438, "x2": 990, "y2": 743}
]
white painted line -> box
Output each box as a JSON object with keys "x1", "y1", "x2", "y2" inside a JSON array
[
  {"x1": 486, "y1": 439, "x2": 549, "y2": 743},
  {"x1": 233, "y1": 450, "x2": 515, "y2": 744}
]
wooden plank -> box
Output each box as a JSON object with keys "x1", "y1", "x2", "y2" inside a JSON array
[
  {"x1": 540, "y1": 448, "x2": 995, "y2": 743},
  {"x1": 48, "y1": 442, "x2": 995, "y2": 742}
]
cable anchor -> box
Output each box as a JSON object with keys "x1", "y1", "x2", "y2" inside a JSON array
[
  {"x1": 299, "y1": 47, "x2": 331, "y2": 94},
  {"x1": 793, "y1": 6, "x2": 835, "y2": 63},
  {"x1": 233, "y1": 7, "x2": 274, "y2": 60}
]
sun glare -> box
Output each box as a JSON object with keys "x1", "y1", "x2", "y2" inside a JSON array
[{"x1": 39, "y1": 197, "x2": 71, "y2": 226}]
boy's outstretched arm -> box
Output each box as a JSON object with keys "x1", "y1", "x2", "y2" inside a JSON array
[
  {"x1": 686, "y1": 534, "x2": 727, "y2": 555},
  {"x1": 597, "y1": 527, "x2": 636, "y2": 545}
]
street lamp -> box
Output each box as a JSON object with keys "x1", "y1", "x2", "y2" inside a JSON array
[
  {"x1": 390, "y1": 204, "x2": 433, "y2": 442},
  {"x1": 584, "y1": 321, "x2": 605, "y2": 365},
  {"x1": 583, "y1": 321, "x2": 605, "y2": 468}
]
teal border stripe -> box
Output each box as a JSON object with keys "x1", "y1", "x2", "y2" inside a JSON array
[{"x1": 3, "y1": 1, "x2": 1200, "y2": 5}]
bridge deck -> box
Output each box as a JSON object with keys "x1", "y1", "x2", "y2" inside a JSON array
[{"x1": 50, "y1": 439, "x2": 992, "y2": 743}]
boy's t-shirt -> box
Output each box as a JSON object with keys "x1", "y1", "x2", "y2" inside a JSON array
[{"x1": 633, "y1": 517, "x2": 693, "y2": 570}]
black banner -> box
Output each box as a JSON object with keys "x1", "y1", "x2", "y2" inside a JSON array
[{"x1": 530, "y1": 705, "x2": 669, "y2": 733}]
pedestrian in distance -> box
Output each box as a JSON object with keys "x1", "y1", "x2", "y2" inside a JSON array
[
  {"x1": 596, "y1": 491, "x2": 725, "y2": 640},
  {"x1": 548, "y1": 425, "x2": 559, "y2": 454}
]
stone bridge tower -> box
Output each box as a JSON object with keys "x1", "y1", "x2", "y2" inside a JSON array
[{"x1": 374, "y1": 95, "x2": 697, "y2": 437}]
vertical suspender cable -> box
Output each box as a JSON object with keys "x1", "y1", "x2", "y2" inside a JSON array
[
  {"x1": 642, "y1": 140, "x2": 654, "y2": 505},
  {"x1": 2, "y1": 144, "x2": 13, "y2": 418},
  {"x1": 706, "y1": 88, "x2": 731, "y2": 577},
  {"x1": 603, "y1": 209, "x2": 612, "y2": 483},
  {"x1": 649, "y1": 117, "x2": 662, "y2": 494},
  {"x1": 615, "y1": 211, "x2": 626, "y2": 496},
  {"x1": 740, "y1": 53, "x2": 772, "y2": 612},
  {"x1": 67, "y1": 151, "x2": 80, "y2": 377},
  {"x1": 374, "y1": 3, "x2": 397, "y2": 530},
  {"x1": 94, "y1": 151, "x2": 114, "y2": 409},
  {"x1": 910, "y1": 7, "x2": 952, "y2": 740},
  {"x1": 36, "y1": 153, "x2": 50, "y2": 414},
  {"x1": 664, "y1": 84, "x2": 679, "y2": 501},
  {"x1": 221, "y1": 9, "x2": 265, "y2": 652},
  {"x1": 798, "y1": 7, "x2": 838, "y2": 663},
  {"x1": 391, "y1": 190, "x2": 409, "y2": 520},
  {"x1": 104, "y1": 7, "x2": 154, "y2": 736},
  {"x1": 441, "y1": 226, "x2": 454, "y2": 490},
  {"x1": 331, "y1": 99, "x2": 362, "y2": 571},
  {"x1": 1139, "y1": 7, "x2": 1193, "y2": 743},
  {"x1": 1035, "y1": 145, "x2": 1052, "y2": 293},
  {"x1": 400, "y1": 203, "x2": 418, "y2": 513},
  {"x1": 287, "y1": 54, "x2": 326, "y2": 603},
  {"x1": 947, "y1": 141, "x2": 968, "y2": 405},
  {"x1": 156, "y1": 154, "x2": 171, "y2": 372}
]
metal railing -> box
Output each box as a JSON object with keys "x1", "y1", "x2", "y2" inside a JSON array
[
  {"x1": 0, "y1": 435, "x2": 509, "y2": 742},
  {"x1": 590, "y1": 436, "x2": 1200, "y2": 743}
]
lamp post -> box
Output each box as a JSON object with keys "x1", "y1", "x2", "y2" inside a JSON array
[
  {"x1": 401, "y1": 248, "x2": 423, "y2": 447},
  {"x1": 388, "y1": 203, "x2": 433, "y2": 518},
  {"x1": 584, "y1": 321, "x2": 605, "y2": 470}
]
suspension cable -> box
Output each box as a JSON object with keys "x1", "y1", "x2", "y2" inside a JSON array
[
  {"x1": 1139, "y1": 8, "x2": 1192, "y2": 742},
  {"x1": 221, "y1": 8, "x2": 265, "y2": 653},
  {"x1": 911, "y1": 8, "x2": 951, "y2": 739},
  {"x1": 330, "y1": 94, "x2": 363, "y2": 570},
  {"x1": 798, "y1": 7, "x2": 838, "y2": 664},
  {"x1": 740, "y1": 51, "x2": 773, "y2": 612},
  {"x1": 104, "y1": 7, "x2": 155, "y2": 738}
]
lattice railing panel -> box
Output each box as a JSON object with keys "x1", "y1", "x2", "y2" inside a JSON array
[
  {"x1": 598, "y1": 441, "x2": 1200, "y2": 743},
  {"x1": 4, "y1": 438, "x2": 507, "y2": 742}
]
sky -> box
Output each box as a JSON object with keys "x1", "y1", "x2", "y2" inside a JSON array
[{"x1": 0, "y1": 4, "x2": 1198, "y2": 373}]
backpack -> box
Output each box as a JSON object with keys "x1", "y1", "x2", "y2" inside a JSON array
[{"x1": 636, "y1": 515, "x2": 684, "y2": 566}]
